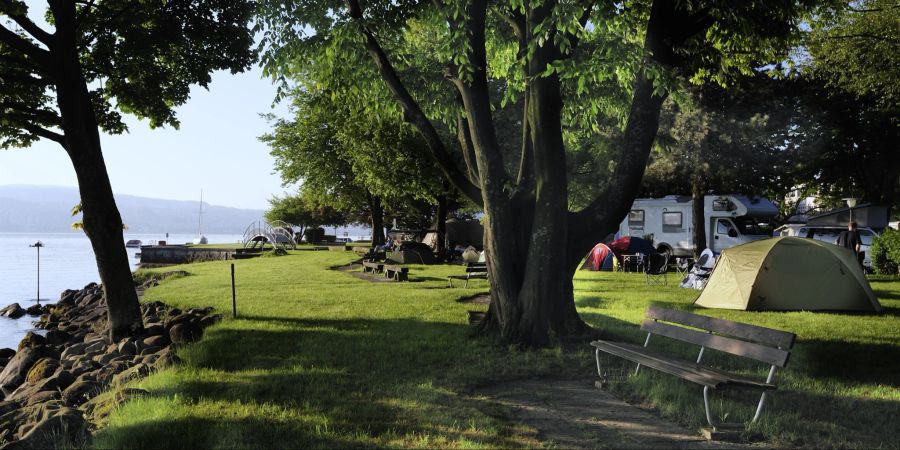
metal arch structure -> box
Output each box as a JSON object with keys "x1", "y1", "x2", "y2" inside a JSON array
[{"x1": 241, "y1": 220, "x2": 297, "y2": 250}]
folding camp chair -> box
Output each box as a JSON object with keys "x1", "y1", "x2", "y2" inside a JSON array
[{"x1": 645, "y1": 253, "x2": 669, "y2": 286}]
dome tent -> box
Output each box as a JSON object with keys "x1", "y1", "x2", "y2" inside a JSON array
[
  {"x1": 694, "y1": 237, "x2": 882, "y2": 312},
  {"x1": 580, "y1": 243, "x2": 614, "y2": 271}
]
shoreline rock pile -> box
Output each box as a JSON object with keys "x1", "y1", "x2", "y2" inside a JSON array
[{"x1": 0, "y1": 280, "x2": 220, "y2": 448}]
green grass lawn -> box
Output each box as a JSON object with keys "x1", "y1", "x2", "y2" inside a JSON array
[{"x1": 93, "y1": 251, "x2": 900, "y2": 449}]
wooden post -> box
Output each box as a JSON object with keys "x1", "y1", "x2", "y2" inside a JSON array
[{"x1": 231, "y1": 263, "x2": 237, "y2": 318}]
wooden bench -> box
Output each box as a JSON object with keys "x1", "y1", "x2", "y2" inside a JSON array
[
  {"x1": 362, "y1": 261, "x2": 383, "y2": 274},
  {"x1": 591, "y1": 306, "x2": 796, "y2": 430},
  {"x1": 447, "y1": 262, "x2": 488, "y2": 288},
  {"x1": 383, "y1": 264, "x2": 409, "y2": 281}
]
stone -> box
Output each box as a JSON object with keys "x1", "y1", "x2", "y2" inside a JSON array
[
  {"x1": 16, "y1": 333, "x2": 45, "y2": 352},
  {"x1": 112, "y1": 363, "x2": 150, "y2": 386},
  {"x1": 142, "y1": 334, "x2": 170, "y2": 348},
  {"x1": 115, "y1": 388, "x2": 150, "y2": 404},
  {"x1": 0, "y1": 304, "x2": 25, "y2": 319},
  {"x1": 44, "y1": 330, "x2": 72, "y2": 346},
  {"x1": 83, "y1": 341, "x2": 106, "y2": 354},
  {"x1": 24, "y1": 358, "x2": 59, "y2": 384},
  {"x1": 0, "y1": 349, "x2": 15, "y2": 359},
  {"x1": 23, "y1": 305, "x2": 44, "y2": 317},
  {"x1": 92, "y1": 352, "x2": 122, "y2": 366},
  {"x1": 3, "y1": 407, "x2": 88, "y2": 449},
  {"x1": 199, "y1": 314, "x2": 222, "y2": 329},
  {"x1": 144, "y1": 324, "x2": 166, "y2": 336},
  {"x1": 69, "y1": 360, "x2": 99, "y2": 378},
  {"x1": 60, "y1": 343, "x2": 88, "y2": 360},
  {"x1": 153, "y1": 347, "x2": 181, "y2": 370},
  {"x1": 165, "y1": 312, "x2": 195, "y2": 329},
  {"x1": 0, "y1": 346, "x2": 57, "y2": 396},
  {"x1": 139, "y1": 346, "x2": 163, "y2": 357},
  {"x1": 61, "y1": 380, "x2": 101, "y2": 406},
  {"x1": 169, "y1": 322, "x2": 202, "y2": 344},
  {"x1": 57, "y1": 289, "x2": 79, "y2": 307},
  {"x1": 117, "y1": 340, "x2": 137, "y2": 356},
  {"x1": 23, "y1": 390, "x2": 60, "y2": 407}
]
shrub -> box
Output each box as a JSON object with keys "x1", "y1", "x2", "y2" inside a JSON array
[{"x1": 871, "y1": 228, "x2": 900, "y2": 275}]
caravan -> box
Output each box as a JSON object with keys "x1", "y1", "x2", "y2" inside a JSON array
[{"x1": 618, "y1": 195, "x2": 778, "y2": 258}]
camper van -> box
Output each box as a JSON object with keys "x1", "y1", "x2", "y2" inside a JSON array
[
  {"x1": 775, "y1": 224, "x2": 877, "y2": 269},
  {"x1": 618, "y1": 195, "x2": 778, "y2": 257}
]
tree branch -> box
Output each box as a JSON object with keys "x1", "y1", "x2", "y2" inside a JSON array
[
  {"x1": 0, "y1": 22, "x2": 49, "y2": 65},
  {"x1": 22, "y1": 122, "x2": 66, "y2": 145},
  {"x1": 1, "y1": 101, "x2": 61, "y2": 125},
  {"x1": 0, "y1": 0, "x2": 53, "y2": 45},
  {"x1": 343, "y1": 0, "x2": 483, "y2": 207}
]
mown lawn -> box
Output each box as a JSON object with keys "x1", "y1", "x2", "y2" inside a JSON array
[{"x1": 94, "y1": 251, "x2": 899, "y2": 449}]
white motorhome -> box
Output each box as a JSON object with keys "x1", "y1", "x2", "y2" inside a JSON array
[{"x1": 618, "y1": 195, "x2": 778, "y2": 257}]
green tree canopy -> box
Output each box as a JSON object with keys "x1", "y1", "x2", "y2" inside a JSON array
[
  {"x1": 258, "y1": 0, "x2": 832, "y2": 346},
  {"x1": 0, "y1": 0, "x2": 256, "y2": 339}
]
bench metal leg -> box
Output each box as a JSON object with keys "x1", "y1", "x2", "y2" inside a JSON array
[
  {"x1": 752, "y1": 366, "x2": 778, "y2": 423},
  {"x1": 703, "y1": 386, "x2": 717, "y2": 428},
  {"x1": 634, "y1": 332, "x2": 652, "y2": 375}
]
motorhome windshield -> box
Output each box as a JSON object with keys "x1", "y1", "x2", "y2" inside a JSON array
[{"x1": 733, "y1": 217, "x2": 775, "y2": 236}]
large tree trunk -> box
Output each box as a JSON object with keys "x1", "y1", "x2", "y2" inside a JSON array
[
  {"x1": 692, "y1": 173, "x2": 707, "y2": 259},
  {"x1": 434, "y1": 189, "x2": 448, "y2": 258},
  {"x1": 50, "y1": 0, "x2": 143, "y2": 341},
  {"x1": 368, "y1": 194, "x2": 386, "y2": 246}
]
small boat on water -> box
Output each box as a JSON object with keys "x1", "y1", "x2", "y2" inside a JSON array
[{"x1": 125, "y1": 240, "x2": 142, "y2": 248}]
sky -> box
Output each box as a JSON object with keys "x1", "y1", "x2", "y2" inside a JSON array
[{"x1": 0, "y1": 3, "x2": 295, "y2": 210}]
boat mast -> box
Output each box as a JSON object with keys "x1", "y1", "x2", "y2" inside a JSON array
[{"x1": 197, "y1": 189, "x2": 203, "y2": 238}]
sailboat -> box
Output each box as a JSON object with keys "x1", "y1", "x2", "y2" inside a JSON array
[{"x1": 192, "y1": 189, "x2": 208, "y2": 245}]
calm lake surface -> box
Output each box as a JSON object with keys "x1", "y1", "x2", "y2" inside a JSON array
[{"x1": 0, "y1": 232, "x2": 241, "y2": 349}]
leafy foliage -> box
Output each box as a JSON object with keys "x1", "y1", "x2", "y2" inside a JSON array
[
  {"x1": 265, "y1": 192, "x2": 348, "y2": 230},
  {"x1": 0, "y1": 0, "x2": 256, "y2": 146},
  {"x1": 871, "y1": 228, "x2": 900, "y2": 275},
  {"x1": 805, "y1": 0, "x2": 899, "y2": 112}
]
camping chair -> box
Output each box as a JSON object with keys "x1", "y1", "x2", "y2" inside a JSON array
[{"x1": 645, "y1": 253, "x2": 669, "y2": 286}]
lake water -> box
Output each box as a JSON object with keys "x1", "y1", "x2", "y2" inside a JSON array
[{"x1": 0, "y1": 232, "x2": 241, "y2": 349}]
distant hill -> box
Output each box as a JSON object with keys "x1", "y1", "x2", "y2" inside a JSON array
[{"x1": 0, "y1": 185, "x2": 264, "y2": 234}]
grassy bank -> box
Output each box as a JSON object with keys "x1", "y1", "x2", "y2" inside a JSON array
[{"x1": 94, "y1": 252, "x2": 899, "y2": 448}]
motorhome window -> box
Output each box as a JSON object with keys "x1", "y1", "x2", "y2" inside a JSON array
[
  {"x1": 732, "y1": 217, "x2": 775, "y2": 236},
  {"x1": 712, "y1": 198, "x2": 736, "y2": 211},
  {"x1": 662, "y1": 212, "x2": 682, "y2": 232},
  {"x1": 717, "y1": 219, "x2": 735, "y2": 235},
  {"x1": 628, "y1": 210, "x2": 644, "y2": 227}
]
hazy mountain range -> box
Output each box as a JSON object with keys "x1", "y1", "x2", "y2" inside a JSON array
[{"x1": 0, "y1": 185, "x2": 264, "y2": 234}]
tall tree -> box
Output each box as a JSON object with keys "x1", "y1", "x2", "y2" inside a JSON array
[
  {"x1": 643, "y1": 80, "x2": 798, "y2": 256},
  {"x1": 0, "y1": 1, "x2": 255, "y2": 339},
  {"x1": 262, "y1": 88, "x2": 448, "y2": 246},
  {"x1": 260, "y1": 0, "x2": 826, "y2": 346}
]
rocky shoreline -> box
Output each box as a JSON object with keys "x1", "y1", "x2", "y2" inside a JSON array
[{"x1": 0, "y1": 275, "x2": 220, "y2": 448}]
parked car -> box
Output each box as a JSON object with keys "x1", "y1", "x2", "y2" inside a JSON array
[
  {"x1": 775, "y1": 224, "x2": 877, "y2": 269},
  {"x1": 334, "y1": 237, "x2": 354, "y2": 243}
]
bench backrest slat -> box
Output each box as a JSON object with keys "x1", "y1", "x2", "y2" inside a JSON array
[
  {"x1": 466, "y1": 267, "x2": 488, "y2": 273},
  {"x1": 646, "y1": 306, "x2": 795, "y2": 349},
  {"x1": 641, "y1": 319, "x2": 791, "y2": 367}
]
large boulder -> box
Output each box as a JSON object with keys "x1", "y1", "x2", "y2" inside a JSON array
[
  {"x1": 24, "y1": 358, "x2": 59, "y2": 385},
  {"x1": 61, "y1": 380, "x2": 101, "y2": 406},
  {"x1": 1, "y1": 407, "x2": 88, "y2": 450},
  {"x1": 16, "y1": 333, "x2": 45, "y2": 351},
  {"x1": 0, "y1": 304, "x2": 25, "y2": 319},
  {"x1": 169, "y1": 322, "x2": 202, "y2": 344},
  {"x1": 0, "y1": 347, "x2": 57, "y2": 396}
]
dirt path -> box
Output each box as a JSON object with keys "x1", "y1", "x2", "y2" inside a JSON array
[{"x1": 477, "y1": 378, "x2": 753, "y2": 449}]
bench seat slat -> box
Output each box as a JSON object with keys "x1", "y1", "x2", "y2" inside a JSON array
[
  {"x1": 646, "y1": 306, "x2": 795, "y2": 349},
  {"x1": 641, "y1": 319, "x2": 790, "y2": 367},
  {"x1": 591, "y1": 340, "x2": 777, "y2": 391}
]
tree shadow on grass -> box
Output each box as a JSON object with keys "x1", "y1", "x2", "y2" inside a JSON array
[{"x1": 100, "y1": 316, "x2": 536, "y2": 448}]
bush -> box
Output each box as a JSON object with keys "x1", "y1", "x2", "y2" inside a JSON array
[{"x1": 871, "y1": 228, "x2": 900, "y2": 275}]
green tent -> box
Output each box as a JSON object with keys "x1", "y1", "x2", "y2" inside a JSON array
[{"x1": 694, "y1": 237, "x2": 882, "y2": 312}]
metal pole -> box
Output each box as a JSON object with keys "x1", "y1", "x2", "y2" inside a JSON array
[
  {"x1": 231, "y1": 263, "x2": 237, "y2": 318},
  {"x1": 36, "y1": 244, "x2": 40, "y2": 305}
]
